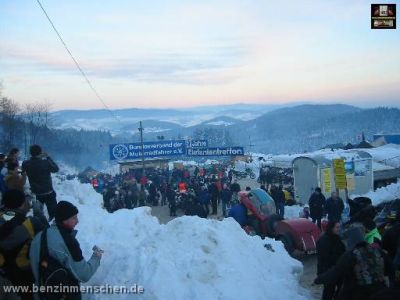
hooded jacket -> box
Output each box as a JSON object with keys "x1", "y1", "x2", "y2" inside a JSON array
[{"x1": 29, "y1": 223, "x2": 100, "y2": 287}]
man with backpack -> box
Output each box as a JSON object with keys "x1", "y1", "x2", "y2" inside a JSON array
[
  {"x1": 29, "y1": 201, "x2": 102, "y2": 299},
  {"x1": 314, "y1": 226, "x2": 392, "y2": 300},
  {"x1": 0, "y1": 190, "x2": 48, "y2": 300},
  {"x1": 22, "y1": 145, "x2": 59, "y2": 221}
]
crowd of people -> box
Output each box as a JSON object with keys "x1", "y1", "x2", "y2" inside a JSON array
[
  {"x1": 86, "y1": 164, "x2": 244, "y2": 219},
  {"x1": 1, "y1": 145, "x2": 400, "y2": 300},
  {"x1": 83, "y1": 164, "x2": 293, "y2": 221},
  {"x1": 0, "y1": 145, "x2": 103, "y2": 299}
]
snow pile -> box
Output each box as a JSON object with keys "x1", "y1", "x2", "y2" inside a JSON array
[
  {"x1": 53, "y1": 178, "x2": 307, "y2": 300},
  {"x1": 285, "y1": 205, "x2": 305, "y2": 219},
  {"x1": 352, "y1": 182, "x2": 400, "y2": 206},
  {"x1": 363, "y1": 144, "x2": 400, "y2": 168}
]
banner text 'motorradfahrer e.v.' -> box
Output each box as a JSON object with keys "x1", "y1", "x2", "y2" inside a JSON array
[{"x1": 109, "y1": 140, "x2": 186, "y2": 160}]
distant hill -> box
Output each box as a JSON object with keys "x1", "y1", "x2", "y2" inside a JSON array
[
  {"x1": 50, "y1": 103, "x2": 400, "y2": 161},
  {"x1": 231, "y1": 105, "x2": 400, "y2": 154}
]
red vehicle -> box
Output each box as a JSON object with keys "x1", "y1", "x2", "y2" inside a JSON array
[{"x1": 238, "y1": 189, "x2": 321, "y2": 255}]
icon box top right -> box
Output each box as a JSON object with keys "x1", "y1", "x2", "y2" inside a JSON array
[{"x1": 371, "y1": 4, "x2": 396, "y2": 29}]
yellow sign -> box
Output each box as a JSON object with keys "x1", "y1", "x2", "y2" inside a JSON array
[
  {"x1": 322, "y1": 168, "x2": 331, "y2": 193},
  {"x1": 333, "y1": 159, "x2": 347, "y2": 189}
]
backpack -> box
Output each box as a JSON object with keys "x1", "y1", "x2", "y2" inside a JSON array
[
  {"x1": 0, "y1": 212, "x2": 31, "y2": 271},
  {"x1": 353, "y1": 245, "x2": 385, "y2": 286},
  {"x1": 38, "y1": 228, "x2": 79, "y2": 299}
]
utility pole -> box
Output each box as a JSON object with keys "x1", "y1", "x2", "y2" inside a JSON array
[
  {"x1": 248, "y1": 135, "x2": 255, "y2": 154},
  {"x1": 138, "y1": 121, "x2": 145, "y2": 175}
]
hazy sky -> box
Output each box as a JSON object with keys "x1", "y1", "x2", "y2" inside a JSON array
[{"x1": 1, "y1": 0, "x2": 399, "y2": 110}]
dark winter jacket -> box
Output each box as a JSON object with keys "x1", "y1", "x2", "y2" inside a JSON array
[
  {"x1": 271, "y1": 189, "x2": 285, "y2": 205},
  {"x1": 166, "y1": 189, "x2": 176, "y2": 204},
  {"x1": 221, "y1": 189, "x2": 232, "y2": 204},
  {"x1": 316, "y1": 232, "x2": 346, "y2": 275},
  {"x1": 315, "y1": 244, "x2": 392, "y2": 300},
  {"x1": 185, "y1": 202, "x2": 207, "y2": 218},
  {"x1": 0, "y1": 209, "x2": 47, "y2": 273},
  {"x1": 382, "y1": 222, "x2": 400, "y2": 260},
  {"x1": 308, "y1": 192, "x2": 326, "y2": 219},
  {"x1": 209, "y1": 183, "x2": 220, "y2": 198},
  {"x1": 22, "y1": 156, "x2": 59, "y2": 195},
  {"x1": 230, "y1": 183, "x2": 241, "y2": 193},
  {"x1": 325, "y1": 197, "x2": 344, "y2": 222}
]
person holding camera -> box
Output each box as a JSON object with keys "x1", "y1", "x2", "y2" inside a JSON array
[
  {"x1": 29, "y1": 201, "x2": 103, "y2": 299},
  {"x1": 22, "y1": 145, "x2": 59, "y2": 221}
]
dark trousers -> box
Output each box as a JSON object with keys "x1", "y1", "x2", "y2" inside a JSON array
[
  {"x1": 211, "y1": 197, "x2": 218, "y2": 215},
  {"x1": 203, "y1": 204, "x2": 210, "y2": 217},
  {"x1": 276, "y1": 202, "x2": 285, "y2": 218},
  {"x1": 312, "y1": 217, "x2": 322, "y2": 229},
  {"x1": 322, "y1": 281, "x2": 342, "y2": 300},
  {"x1": 6, "y1": 268, "x2": 34, "y2": 300},
  {"x1": 36, "y1": 191, "x2": 57, "y2": 221},
  {"x1": 170, "y1": 202, "x2": 176, "y2": 216}
]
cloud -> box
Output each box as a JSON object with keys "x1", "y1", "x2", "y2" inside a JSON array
[{"x1": 0, "y1": 41, "x2": 248, "y2": 85}]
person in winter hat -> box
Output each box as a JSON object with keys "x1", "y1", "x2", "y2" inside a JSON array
[{"x1": 29, "y1": 201, "x2": 103, "y2": 299}]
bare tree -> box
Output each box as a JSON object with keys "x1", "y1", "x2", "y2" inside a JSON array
[
  {"x1": 24, "y1": 101, "x2": 52, "y2": 145},
  {"x1": 0, "y1": 97, "x2": 22, "y2": 150}
]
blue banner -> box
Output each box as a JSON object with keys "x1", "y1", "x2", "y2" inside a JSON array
[
  {"x1": 187, "y1": 147, "x2": 244, "y2": 156},
  {"x1": 110, "y1": 140, "x2": 186, "y2": 160}
]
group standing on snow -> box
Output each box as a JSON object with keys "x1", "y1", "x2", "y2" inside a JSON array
[{"x1": 0, "y1": 145, "x2": 102, "y2": 299}]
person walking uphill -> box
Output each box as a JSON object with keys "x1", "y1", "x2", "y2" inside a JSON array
[
  {"x1": 29, "y1": 201, "x2": 102, "y2": 300},
  {"x1": 308, "y1": 187, "x2": 326, "y2": 229},
  {"x1": 316, "y1": 220, "x2": 346, "y2": 300},
  {"x1": 325, "y1": 191, "x2": 344, "y2": 222},
  {"x1": 22, "y1": 145, "x2": 59, "y2": 221}
]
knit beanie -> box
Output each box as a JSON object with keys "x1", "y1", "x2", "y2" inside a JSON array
[
  {"x1": 55, "y1": 201, "x2": 79, "y2": 223},
  {"x1": 2, "y1": 190, "x2": 25, "y2": 209}
]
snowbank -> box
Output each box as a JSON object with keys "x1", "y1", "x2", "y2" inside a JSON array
[
  {"x1": 362, "y1": 144, "x2": 400, "y2": 168},
  {"x1": 53, "y1": 178, "x2": 307, "y2": 300},
  {"x1": 352, "y1": 182, "x2": 400, "y2": 206},
  {"x1": 285, "y1": 205, "x2": 304, "y2": 220}
]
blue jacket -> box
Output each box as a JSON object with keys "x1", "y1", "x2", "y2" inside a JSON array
[
  {"x1": 198, "y1": 190, "x2": 210, "y2": 205},
  {"x1": 228, "y1": 204, "x2": 247, "y2": 226}
]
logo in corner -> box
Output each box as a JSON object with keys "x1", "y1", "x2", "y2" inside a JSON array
[{"x1": 112, "y1": 144, "x2": 129, "y2": 160}]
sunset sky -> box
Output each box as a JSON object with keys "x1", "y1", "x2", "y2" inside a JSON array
[{"x1": 0, "y1": 0, "x2": 399, "y2": 110}]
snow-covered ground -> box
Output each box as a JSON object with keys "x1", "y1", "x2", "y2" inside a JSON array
[
  {"x1": 52, "y1": 177, "x2": 308, "y2": 300},
  {"x1": 352, "y1": 182, "x2": 400, "y2": 206}
]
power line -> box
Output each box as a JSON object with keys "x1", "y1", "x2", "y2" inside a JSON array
[{"x1": 35, "y1": 0, "x2": 119, "y2": 121}]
